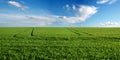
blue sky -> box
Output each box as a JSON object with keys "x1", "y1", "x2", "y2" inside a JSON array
[{"x1": 0, "y1": 0, "x2": 120, "y2": 27}]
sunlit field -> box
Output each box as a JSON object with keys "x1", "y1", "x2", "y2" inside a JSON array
[{"x1": 0, "y1": 27, "x2": 120, "y2": 60}]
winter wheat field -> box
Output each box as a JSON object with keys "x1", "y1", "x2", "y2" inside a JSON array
[{"x1": 0, "y1": 27, "x2": 120, "y2": 60}]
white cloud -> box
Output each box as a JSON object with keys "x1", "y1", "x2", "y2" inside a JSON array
[
  {"x1": 78, "y1": 5, "x2": 97, "y2": 20},
  {"x1": 108, "y1": 0, "x2": 117, "y2": 4},
  {"x1": 8, "y1": 1, "x2": 21, "y2": 7},
  {"x1": 100, "y1": 21, "x2": 118, "y2": 26},
  {"x1": 0, "y1": 14, "x2": 55, "y2": 26},
  {"x1": 66, "y1": 4, "x2": 69, "y2": 8},
  {"x1": 72, "y1": 4, "x2": 76, "y2": 10},
  {"x1": 96, "y1": 0, "x2": 118, "y2": 4},
  {"x1": 64, "y1": 4, "x2": 76, "y2": 11},
  {"x1": 25, "y1": 15, "x2": 56, "y2": 26},
  {"x1": 64, "y1": 4, "x2": 70, "y2": 10},
  {"x1": 8, "y1": 1, "x2": 28, "y2": 11},
  {"x1": 60, "y1": 5, "x2": 98, "y2": 23},
  {"x1": 97, "y1": 0, "x2": 109, "y2": 4}
]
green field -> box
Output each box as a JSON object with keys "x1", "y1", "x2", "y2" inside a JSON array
[{"x1": 0, "y1": 27, "x2": 120, "y2": 60}]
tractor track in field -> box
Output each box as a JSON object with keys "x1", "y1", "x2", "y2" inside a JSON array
[
  {"x1": 82, "y1": 32, "x2": 93, "y2": 36},
  {"x1": 67, "y1": 28, "x2": 93, "y2": 36},
  {"x1": 67, "y1": 28, "x2": 81, "y2": 36},
  {"x1": 13, "y1": 30, "x2": 28, "y2": 37},
  {"x1": 31, "y1": 28, "x2": 34, "y2": 36},
  {"x1": 13, "y1": 28, "x2": 34, "y2": 37},
  {"x1": 13, "y1": 32, "x2": 21, "y2": 37}
]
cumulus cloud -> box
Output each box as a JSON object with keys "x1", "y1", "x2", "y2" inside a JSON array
[
  {"x1": 60, "y1": 5, "x2": 98, "y2": 23},
  {"x1": 78, "y1": 5, "x2": 97, "y2": 21},
  {"x1": 100, "y1": 21, "x2": 118, "y2": 26},
  {"x1": 97, "y1": 0, "x2": 118, "y2": 4},
  {"x1": 8, "y1": 1, "x2": 28, "y2": 11}
]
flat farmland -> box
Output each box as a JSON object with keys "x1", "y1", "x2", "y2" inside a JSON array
[{"x1": 0, "y1": 27, "x2": 120, "y2": 60}]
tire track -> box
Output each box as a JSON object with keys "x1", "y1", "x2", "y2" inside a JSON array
[
  {"x1": 31, "y1": 28, "x2": 34, "y2": 36},
  {"x1": 82, "y1": 32, "x2": 93, "y2": 36},
  {"x1": 67, "y1": 28, "x2": 81, "y2": 36},
  {"x1": 13, "y1": 28, "x2": 34, "y2": 37},
  {"x1": 13, "y1": 29, "x2": 28, "y2": 37},
  {"x1": 67, "y1": 28, "x2": 93, "y2": 36}
]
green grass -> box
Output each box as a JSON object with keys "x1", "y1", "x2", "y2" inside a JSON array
[{"x1": 0, "y1": 27, "x2": 120, "y2": 60}]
